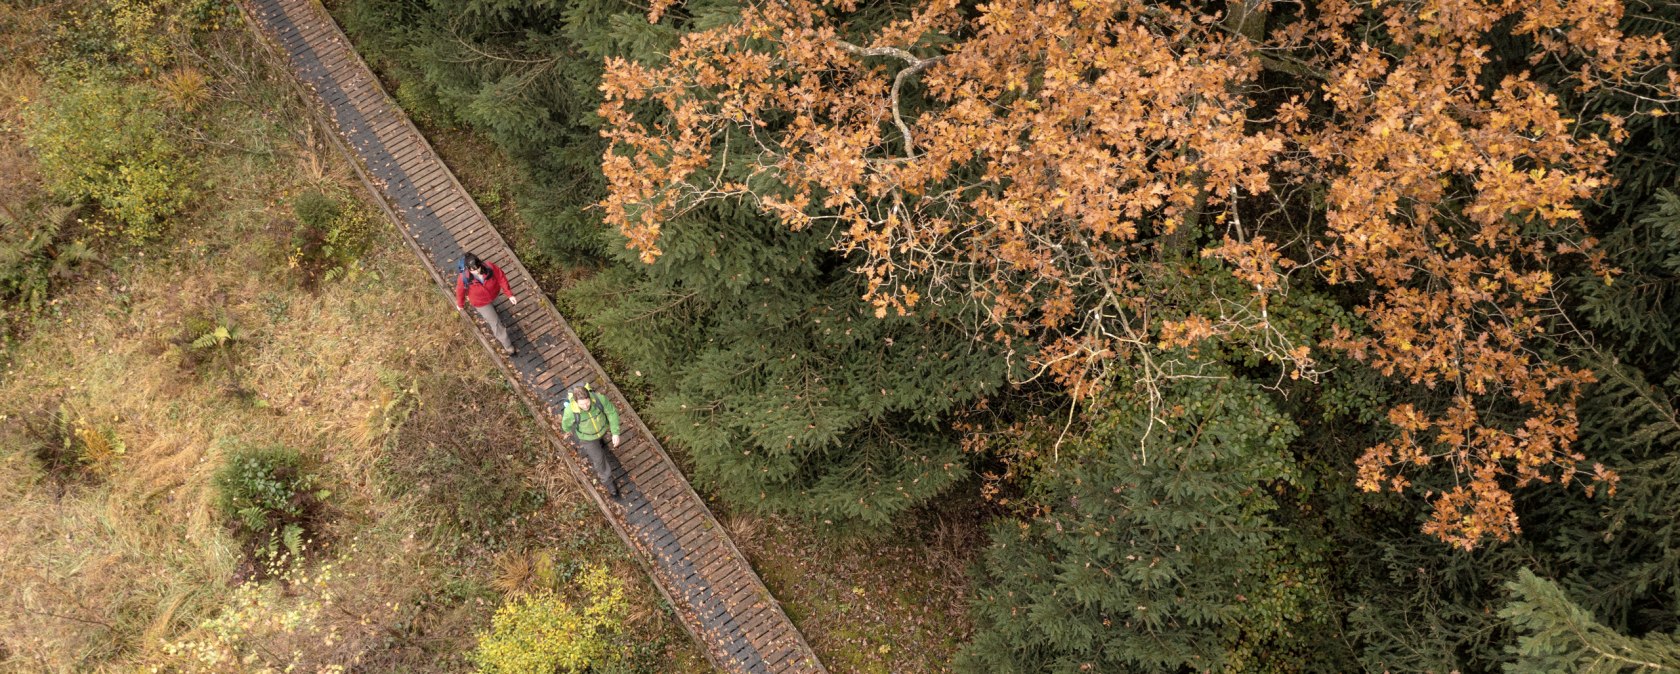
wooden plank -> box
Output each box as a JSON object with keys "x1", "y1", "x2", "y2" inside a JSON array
[
  {"x1": 673, "y1": 519, "x2": 719, "y2": 561},
  {"x1": 623, "y1": 464, "x2": 666, "y2": 495},
  {"x1": 514, "y1": 321, "x2": 554, "y2": 348},
  {"x1": 697, "y1": 538, "x2": 746, "y2": 580},
  {"x1": 532, "y1": 366, "x2": 564, "y2": 391},
  {"x1": 454, "y1": 230, "x2": 498, "y2": 256},
  {"x1": 454, "y1": 223, "x2": 500, "y2": 246},
  {"x1": 726, "y1": 585, "x2": 772, "y2": 624},
  {"x1": 738, "y1": 606, "x2": 779, "y2": 643},
  {"x1": 426, "y1": 190, "x2": 467, "y2": 213},
  {"x1": 369, "y1": 129, "x2": 415, "y2": 158},
  {"x1": 383, "y1": 142, "x2": 427, "y2": 173},
  {"x1": 758, "y1": 644, "x2": 801, "y2": 674},
  {"x1": 412, "y1": 166, "x2": 454, "y2": 195},
  {"x1": 332, "y1": 73, "x2": 378, "y2": 102},
  {"x1": 404, "y1": 164, "x2": 447, "y2": 197},
  {"x1": 439, "y1": 207, "x2": 481, "y2": 232},
  {"x1": 317, "y1": 49, "x2": 365, "y2": 83},
  {"x1": 273, "y1": 23, "x2": 312, "y2": 52},
  {"x1": 739, "y1": 605, "x2": 782, "y2": 645},
  {"x1": 656, "y1": 501, "x2": 705, "y2": 541},
  {"x1": 312, "y1": 79, "x2": 354, "y2": 110},
  {"x1": 313, "y1": 55, "x2": 363, "y2": 90},
  {"x1": 554, "y1": 362, "x2": 596, "y2": 391},
  {"x1": 390, "y1": 141, "x2": 432, "y2": 172},
  {"x1": 363, "y1": 114, "x2": 406, "y2": 142},
  {"x1": 729, "y1": 626, "x2": 769, "y2": 664},
  {"x1": 693, "y1": 548, "x2": 746, "y2": 594},
  {"x1": 377, "y1": 122, "x2": 420, "y2": 150},
  {"x1": 276, "y1": 14, "x2": 324, "y2": 42},
  {"x1": 708, "y1": 571, "x2": 756, "y2": 611},
  {"x1": 672, "y1": 508, "x2": 716, "y2": 546},
  {"x1": 436, "y1": 199, "x2": 478, "y2": 223},
  {"x1": 625, "y1": 450, "x2": 671, "y2": 486},
  {"x1": 667, "y1": 536, "x2": 723, "y2": 583},
  {"x1": 538, "y1": 339, "x2": 567, "y2": 362},
  {"x1": 636, "y1": 472, "x2": 685, "y2": 506},
  {"x1": 615, "y1": 436, "x2": 659, "y2": 468},
  {"x1": 345, "y1": 78, "x2": 385, "y2": 108}
]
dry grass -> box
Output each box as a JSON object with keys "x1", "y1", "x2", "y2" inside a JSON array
[{"x1": 0, "y1": 11, "x2": 700, "y2": 673}]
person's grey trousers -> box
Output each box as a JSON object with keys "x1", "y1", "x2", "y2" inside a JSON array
[
  {"x1": 473, "y1": 302, "x2": 513, "y2": 352},
  {"x1": 574, "y1": 436, "x2": 622, "y2": 495}
]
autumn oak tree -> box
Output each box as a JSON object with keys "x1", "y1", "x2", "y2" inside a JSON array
[{"x1": 598, "y1": 0, "x2": 1677, "y2": 548}]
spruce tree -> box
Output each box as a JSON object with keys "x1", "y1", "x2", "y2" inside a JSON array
[
  {"x1": 958, "y1": 374, "x2": 1331, "y2": 673},
  {"x1": 1501, "y1": 568, "x2": 1680, "y2": 673}
]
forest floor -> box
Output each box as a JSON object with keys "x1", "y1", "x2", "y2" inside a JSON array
[{"x1": 0, "y1": 6, "x2": 702, "y2": 671}]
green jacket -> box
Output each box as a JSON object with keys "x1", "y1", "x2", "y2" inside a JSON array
[{"x1": 561, "y1": 392, "x2": 621, "y2": 442}]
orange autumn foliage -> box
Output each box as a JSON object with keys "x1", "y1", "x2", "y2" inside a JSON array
[{"x1": 598, "y1": 0, "x2": 1676, "y2": 548}]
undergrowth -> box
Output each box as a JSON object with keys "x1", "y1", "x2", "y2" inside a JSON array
[
  {"x1": 471, "y1": 564, "x2": 632, "y2": 674},
  {"x1": 212, "y1": 442, "x2": 328, "y2": 575},
  {"x1": 288, "y1": 189, "x2": 374, "y2": 290}
]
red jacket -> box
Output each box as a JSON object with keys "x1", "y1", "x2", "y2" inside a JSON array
[{"x1": 455, "y1": 261, "x2": 513, "y2": 308}]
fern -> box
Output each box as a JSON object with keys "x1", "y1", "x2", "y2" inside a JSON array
[
  {"x1": 189, "y1": 323, "x2": 242, "y2": 352},
  {"x1": 1, "y1": 202, "x2": 91, "y2": 329},
  {"x1": 281, "y1": 523, "x2": 304, "y2": 558}
]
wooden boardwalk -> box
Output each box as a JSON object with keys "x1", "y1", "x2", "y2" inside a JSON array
[{"x1": 238, "y1": 1, "x2": 826, "y2": 672}]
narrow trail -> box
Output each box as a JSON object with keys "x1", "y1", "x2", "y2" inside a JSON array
[{"x1": 238, "y1": 1, "x2": 828, "y2": 671}]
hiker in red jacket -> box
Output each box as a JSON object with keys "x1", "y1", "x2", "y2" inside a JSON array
[{"x1": 455, "y1": 253, "x2": 519, "y2": 356}]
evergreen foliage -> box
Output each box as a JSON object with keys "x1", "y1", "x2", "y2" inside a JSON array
[
  {"x1": 1501, "y1": 568, "x2": 1680, "y2": 673},
  {"x1": 958, "y1": 375, "x2": 1330, "y2": 673},
  {"x1": 566, "y1": 202, "x2": 1008, "y2": 528},
  {"x1": 340, "y1": 0, "x2": 627, "y2": 264},
  {"x1": 1574, "y1": 190, "x2": 1680, "y2": 370}
]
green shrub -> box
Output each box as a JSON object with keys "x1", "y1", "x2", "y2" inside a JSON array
[
  {"x1": 22, "y1": 77, "x2": 192, "y2": 244},
  {"x1": 45, "y1": 0, "x2": 233, "y2": 77},
  {"x1": 212, "y1": 443, "x2": 325, "y2": 564},
  {"x1": 287, "y1": 190, "x2": 371, "y2": 289},
  {"x1": 471, "y1": 564, "x2": 630, "y2": 674},
  {"x1": 291, "y1": 191, "x2": 341, "y2": 230}
]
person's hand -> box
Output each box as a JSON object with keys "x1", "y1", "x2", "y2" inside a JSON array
[
  {"x1": 611, "y1": 434, "x2": 621, "y2": 447},
  {"x1": 509, "y1": 295, "x2": 519, "y2": 305}
]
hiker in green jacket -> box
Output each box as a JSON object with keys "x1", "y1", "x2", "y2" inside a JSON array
[{"x1": 562, "y1": 383, "x2": 624, "y2": 499}]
